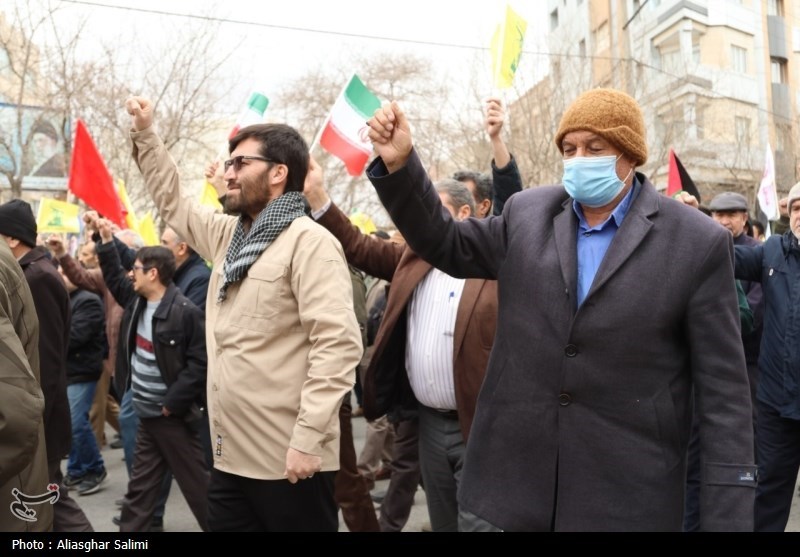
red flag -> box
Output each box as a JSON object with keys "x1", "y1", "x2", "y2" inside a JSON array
[
  {"x1": 68, "y1": 120, "x2": 126, "y2": 227},
  {"x1": 666, "y1": 148, "x2": 702, "y2": 203}
]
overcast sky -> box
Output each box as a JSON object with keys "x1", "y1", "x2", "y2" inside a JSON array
[{"x1": 41, "y1": 0, "x2": 549, "y2": 111}]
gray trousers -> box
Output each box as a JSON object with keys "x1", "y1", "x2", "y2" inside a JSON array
[{"x1": 418, "y1": 405, "x2": 465, "y2": 532}]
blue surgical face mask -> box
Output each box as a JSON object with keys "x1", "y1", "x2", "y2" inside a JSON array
[{"x1": 562, "y1": 155, "x2": 631, "y2": 208}]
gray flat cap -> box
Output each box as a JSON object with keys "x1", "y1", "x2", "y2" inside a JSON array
[{"x1": 709, "y1": 192, "x2": 748, "y2": 212}]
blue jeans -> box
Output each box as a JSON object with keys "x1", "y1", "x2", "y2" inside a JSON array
[
  {"x1": 66, "y1": 381, "x2": 105, "y2": 478},
  {"x1": 119, "y1": 388, "x2": 170, "y2": 519}
]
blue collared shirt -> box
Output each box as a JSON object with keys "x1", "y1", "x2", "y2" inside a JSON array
[{"x1": 573, "y1": 181, "x2": 637, "y2": 306}]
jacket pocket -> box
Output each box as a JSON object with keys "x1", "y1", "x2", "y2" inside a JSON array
[
  {"x1": 237, "y1": 263, "x2": 287, "y2": 331},
  {"x1": 155, "y1": 330, "x2": 186, "y2": 380}
]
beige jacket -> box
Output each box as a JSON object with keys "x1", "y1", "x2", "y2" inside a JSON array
[
  {"x1": 0, "y1": 241, "x2": 51, "y2": 531},
  {"x1": 131, "y1": 127, "x2": 361, "y2": 480}
]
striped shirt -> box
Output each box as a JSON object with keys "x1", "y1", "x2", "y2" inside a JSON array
[
  {"x1": 405, "y1": 268, "x2": 465, "y2": 410},
  {"x1": 130, "y1": 300, "x2": 167, "y2": 418}
]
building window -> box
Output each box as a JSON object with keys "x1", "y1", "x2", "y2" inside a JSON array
[
  {"x1": 579, "y1": 39, "x2": 586, "y2": 57},
  {"x1": 735, "y1": 117, "x2": 750, "y2": 144},
  {"x1": 771, "y1": 58, "x2": 787, "y2": 83},
  {"x1": 731, "y1": 45, "x2": 747, "y2": 73},
  {"x1": 550, "y1": 9, "x2": 559, "y2": 31},
  {"x1": 767, "y1": 0, "x2": 784, "y2": 16}
]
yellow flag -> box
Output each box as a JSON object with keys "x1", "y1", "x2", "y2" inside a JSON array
[
  {"x1": 117, "y1": 179, "x2": 139, "y2": 231},
  {"x1": 37, "y1": 198, "x2": 81, "y2": 233},
  {"x1": 349, "y1": 210, "x2": 377, "y2": 235},
  {"x1": 137, "y1": 213, "x2": 160, "y2": 246},
  {"x1": 491, "y1": 4, "x2": 528, "y2": 89},
  {"x1": 199, "y1": 181, "x2": 223, "y2": 210}
]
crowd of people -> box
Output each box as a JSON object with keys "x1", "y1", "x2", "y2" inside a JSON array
[{"x1": 2, "y1": 87, "x2": 799, "y2": 532}]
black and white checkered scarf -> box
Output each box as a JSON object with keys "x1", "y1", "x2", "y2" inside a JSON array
[{"x1": 218, "y1": 191, "x2": 306, "y2": 302}]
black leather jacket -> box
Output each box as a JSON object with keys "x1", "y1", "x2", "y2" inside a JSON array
[{"x1": 97, "y1": 241, "x2": 206, "y2": 419}]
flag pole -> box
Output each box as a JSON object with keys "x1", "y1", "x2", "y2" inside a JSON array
[{"x1": 309, "y1": 73, "x2": 354, "y2": 154}]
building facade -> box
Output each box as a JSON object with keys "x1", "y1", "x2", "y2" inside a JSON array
[{"x1": 515, "y1": 0, "x2": 798, "y2": 202}]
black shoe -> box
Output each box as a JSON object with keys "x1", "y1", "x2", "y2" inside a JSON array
[
  {"x1": 63, "y1": 473, "x2": 84, "y2": 488},
  {"x1": 150, "y1": 517, "x2": 164, "y2": 533},
  {"x1": 109, "y1": 439, "x2": 124, "y2": 450},
  {"x1": 77, "y1": 469, "x2": 107, "y2": 496},
  {"x1": 113, "y1": 514, "x2": 163, "y2": 532},
  {"x1": 371, "y1": 490, "x2": 386, "y2": 504}
]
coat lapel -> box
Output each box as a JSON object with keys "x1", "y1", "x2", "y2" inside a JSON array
[
  {"x1": 453, "y1": 279, "x2": 483, "y2": 357},
  {"x1": 584, "y1": 179, "x2": 658, "y2": 303},
  {"x1": 382, "y1": 252, "x2": 432, "y2": 328},
  {"x1": 553, "y1": 199, "x2": 578, "y2": 311}
]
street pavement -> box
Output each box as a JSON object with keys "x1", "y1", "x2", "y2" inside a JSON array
[{"x1": 72, "y1": 395, "x2": 429, "y2": 533}]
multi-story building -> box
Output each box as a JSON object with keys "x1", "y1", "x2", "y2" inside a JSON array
[{"x1": 513, "y1": 0, "x2": 798, "y2": 203}]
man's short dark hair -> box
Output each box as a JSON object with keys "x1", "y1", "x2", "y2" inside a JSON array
[
  {"x1": 137, "y1": 246, "x2": 176, "y2": 286},
  {"x1": 435, "y1": 178, "x2": 475, "y2": 216},
  {"x1": 453, "y1": 170, "x2": 492, "y2": 203},
  {"x1": 229, "y1": 124, "x2": 309, "y2": 194}
]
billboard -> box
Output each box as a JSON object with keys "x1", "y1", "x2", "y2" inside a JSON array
[{"x1": 0, "y1": 101, "x2": 68, "y2": 191}]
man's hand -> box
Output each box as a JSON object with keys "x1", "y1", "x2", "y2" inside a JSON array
[
  {"x1": 367, "y1": 101, "x2": 412, "y2": 173},
  {"x1": 303, "y1": 157, "x2": 330, "y2": 212},
  {"x1": 46, "y1": 234, "x2": 67, "y2": 258},
  {"x1": 125, "y1": 96, "x2": 154, "y2": 132},
  {"x1": 284, "y1": 447, "x2": 322, "y2": 484},
  {"x1": 674, "y1": 191, "x2": 700, "y2": 209},
  {"x1": 161, "y1": 407, "x2": 171, "y2": 417},
  {"x1": 82, "y1": 210, "x2": 100, "y2": 232},
  {"x1": 204, "y1": 160, "x2": 226, "y2": 198},
  {"x1": 97, "y1": 218, "x2": 114, "y2": 244},
  {"x1": 485, "y1": 97, "x2": 505, "y2": 140}
]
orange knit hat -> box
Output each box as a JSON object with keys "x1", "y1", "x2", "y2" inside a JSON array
[{"x1": 554, "y1": 88, "x2": 648, "y2": 166}]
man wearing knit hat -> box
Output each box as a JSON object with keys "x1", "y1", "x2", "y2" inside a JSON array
[
  {"x1": 365, "y1": 89, "x2": 755, "y2": 531},
  {"x1": 734, "y1": 181, "x2": 800, "y2": 531},
  {"x1": 0, "y1": 199, "x2": 93, "y2": 531}
]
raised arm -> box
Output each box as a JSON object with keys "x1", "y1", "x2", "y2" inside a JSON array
[
  {"x1": 485, "y1": 97, "x2": 521, "y2": 215},
  {"x1": 48, "y1": 234, "x2": 105, "y2": 296},
  {"x1": 126, "y1": 96, "x2": 234, "y2": 263},
  {"x1": 96, "y1": 220, "x2": 136, "y2": 309},
  {"x1": 304, "y1": 158, "x2": 403, "y2": 281},
  {"x1": 366, "y1": 102, "x2": 506, "y2": 280}
]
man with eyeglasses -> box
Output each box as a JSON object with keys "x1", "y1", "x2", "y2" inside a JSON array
[
  {"x1": 124, "y1": 96, "x2": 362, "y2": 531},
  {"x1": 95, "y1": 222, "x2": 209, "y2": 532}
]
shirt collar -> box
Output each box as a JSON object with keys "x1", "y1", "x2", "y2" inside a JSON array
[{"x1": 573, "y1": 177, "x2": 638, "y2": 232}]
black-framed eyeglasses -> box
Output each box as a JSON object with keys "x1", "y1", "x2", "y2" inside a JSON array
[{"x1": 223, "y1": 155, "x2": 277, "y2": 173}]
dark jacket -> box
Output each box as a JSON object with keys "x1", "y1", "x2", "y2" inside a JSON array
[
  {"x1": 66, "y1": 289, "x2": 107, "y2": 385},
  {"x1": 734, "y1": 232, "x2": 764, "y2": 365},
  {"x1": 369, "y1": 150, "x2": 755, "y2": 532},
  {"x1": 174, "y1": 252, "x2": 210, "y2": 312},
  {"x1": 19, "y1": 246, "x2": 71, "y2": 463},
  {"x1": 96, "y1": 241, "x2": 207, "y2": 419},
  {"x1": 0, "y1": 241, "x2": 51, "y2": 532},
  {"x1": 735, "y1": 231, "x2": 800, "y2": 419}
]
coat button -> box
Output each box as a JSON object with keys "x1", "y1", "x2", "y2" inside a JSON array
[
  {"x1": 565, "y1": 344, "x2": 578, "y2": 357},
  {"x1": 170, "y1": 339, "x2": 176, "y2": 345},
  {"x1": 559, "y1": 393, "x2": 572, "y2": 406}
]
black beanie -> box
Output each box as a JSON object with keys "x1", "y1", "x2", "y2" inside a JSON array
[{"x1": 0, "y1": 199, "x2": 37, "y2": 248}]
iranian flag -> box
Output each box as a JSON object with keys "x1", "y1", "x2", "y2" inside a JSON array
[
  {"x1": 319, "y1": 74, "x2": 381, "y2": 176},
  {"x1": 228, "y1": 92, "x2": 269, "y2": 139}
]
